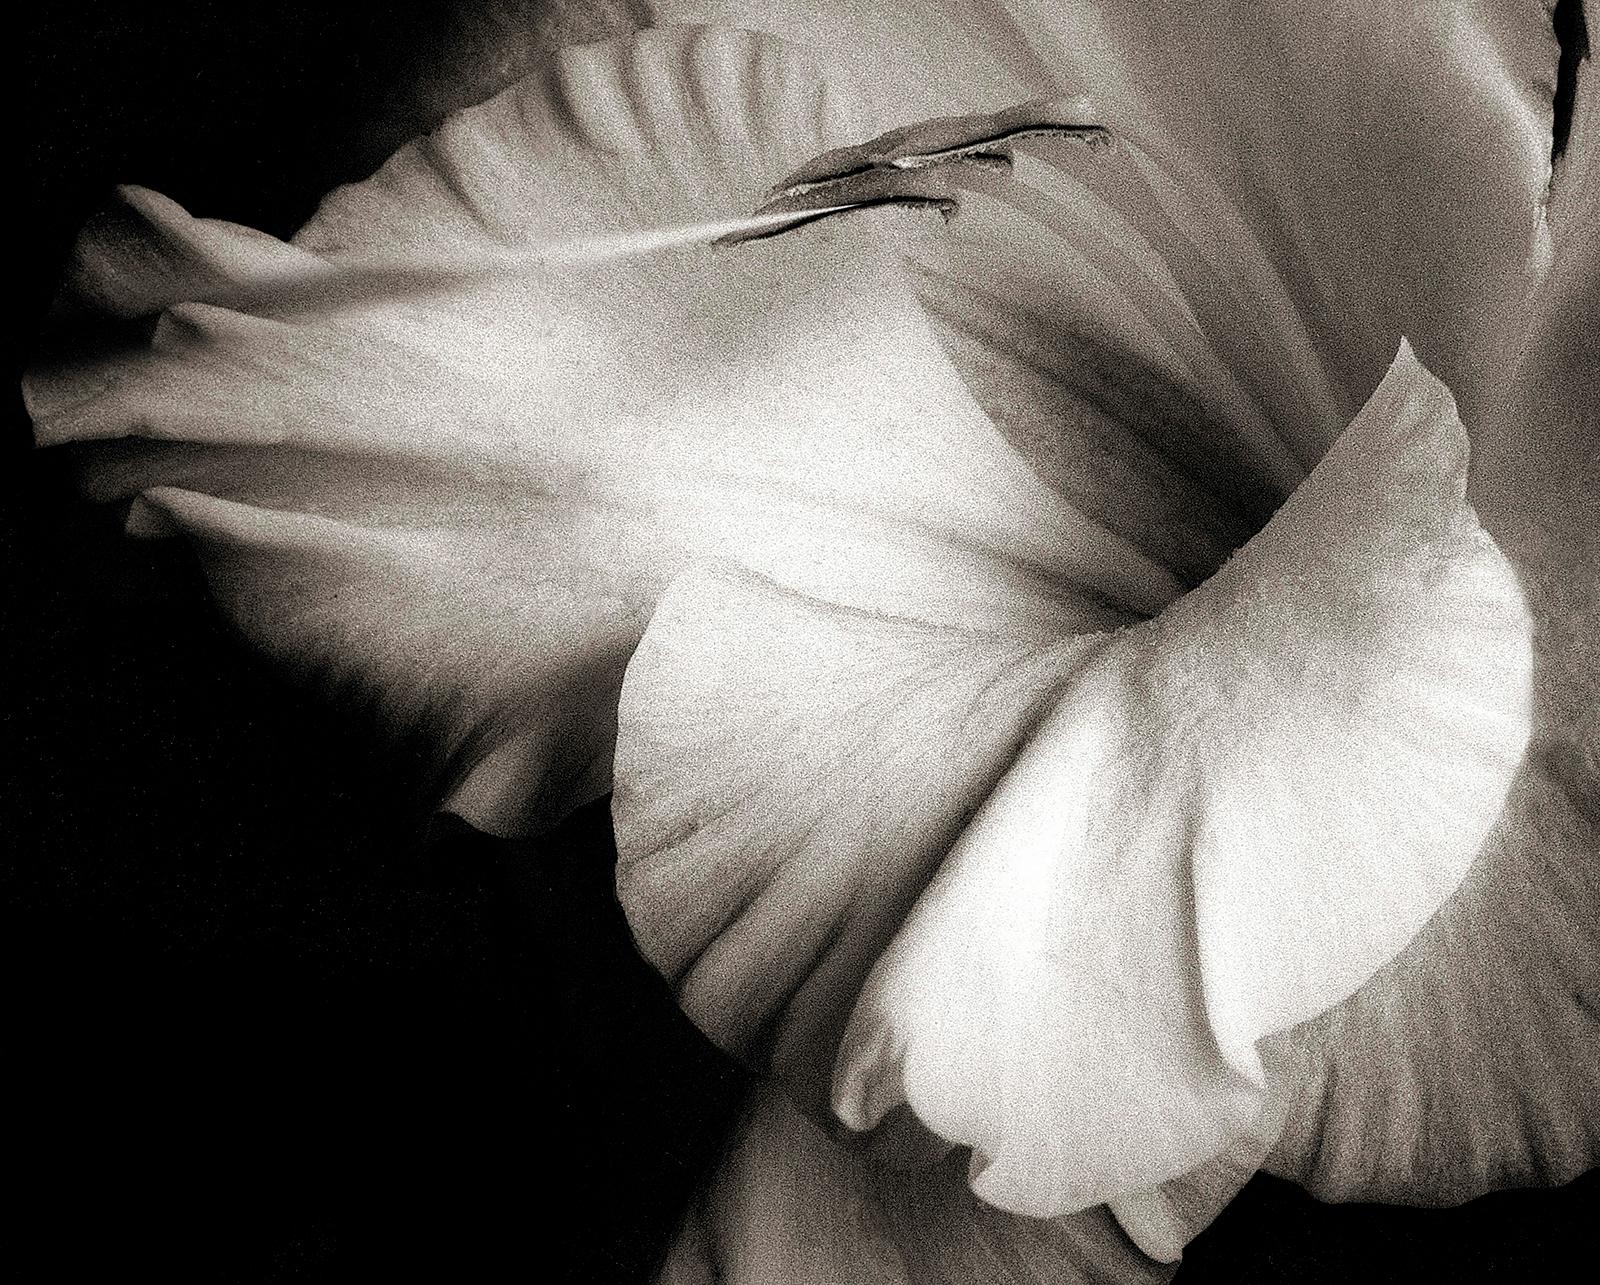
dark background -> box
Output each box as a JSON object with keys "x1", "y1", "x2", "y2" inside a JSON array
[{"x1": 8, "y1": 4, "x2": 1593, "y2": 1281}]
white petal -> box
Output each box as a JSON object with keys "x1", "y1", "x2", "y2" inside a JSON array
[
  {"x1": 615, "y1": 344, "x2": 1532, "y2": 1219},
  {"x1": 615, "y1": 567, "x2": 1102, "y2": 1110},
  {"x1": 1265, "y1": 5, "x2": 1600, "y2": 1204},
  {"x1": 658, "y1": 1083, "x2": 1255, "y2": 1283},
  {"x1": 831, "y1": 346, "x2": 1530, "y2": 1217}
]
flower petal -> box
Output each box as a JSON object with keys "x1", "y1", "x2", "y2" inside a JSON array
[
  {"x1": 654, "y1": 1083, "x2": 1269, "y2": 1283},
  {"x1": 1262, "y1": 730, "x2": 1600, "y2": 1204},
  {"x1": 660, "y1": 0, "x2": 1559, "y2": 411},
  {"x1": 614, "y1": 344, "x2": 1532, "y2": 1219},
  {"x1": 26, "y1": 27, "x2": 1175, "y2": 836},
  {"x1": 835, "y1": 346, "x2": 1532, "y2": 1216},
  {"x1": 615, "y1": 565, "x2": 1100, "y2": 1108},
  {"x1": 1263, "y1": 7, "x2": 1600, "y2": 1204},
  {"x1": 650, "y1": 0, "x2": 1060, "y2": 124},
  {"x1": 354, "y1": 1, "x2": 649, "y2": 158},
  {"x1": 761, "y1": 105, "x2": 1350, "y2": 520}
]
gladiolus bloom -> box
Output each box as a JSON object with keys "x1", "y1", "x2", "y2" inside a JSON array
[{"x1": 24, "y1": 2, "x2": 1596, "y2": 1280}]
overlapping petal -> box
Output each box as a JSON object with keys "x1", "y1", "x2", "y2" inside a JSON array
[
  {"x1": 623, "y1": 0, "x2": 1597, "y2": 1226},
  {"x1": 653, "y1": 1083, "x2": 1271, "y2": 1282},
  {"x1": 22, "y1": 2, "x2": 1596, "y2": 1275},
  {"x1": 1263, "y1": 12, "x2": 1600, "y2": 1204},
  {"x1": 615, "y1": 344, "x2": 1533, "y2": 1222},
  {"x1": 658, "y1": 0, "x2": 1559, "y2": 413}
]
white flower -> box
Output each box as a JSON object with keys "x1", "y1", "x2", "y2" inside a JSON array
[{"x1": 24, "y1": 2, "x2": 1596, "y2": 1279}]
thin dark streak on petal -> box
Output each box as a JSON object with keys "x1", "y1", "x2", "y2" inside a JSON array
[
  {"x1": 768, "y1": 103, "x2": 1113, "y2": 197},
  {"x1": 882, "y1": 122, "x2": 1114, "y2": 172},
  {"x1": 774, "y1": 162, "x2": 879, "y2": 197},
  {"x1": 1554, "y1": 0, "x2": 1591, "y2": 159},
  {"x1": 710, "y1": 196, "x2": 957, "y2": 247},
  {"x1": 765, "y1": 118, "x2": 1113, "y2": 206}
]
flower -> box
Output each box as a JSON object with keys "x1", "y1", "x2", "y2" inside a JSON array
[{"x1": 23, "y1": 2, "x2": 1597, "y2": 1281}]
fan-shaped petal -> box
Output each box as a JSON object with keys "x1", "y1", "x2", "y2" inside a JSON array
[{"x1": 28, "y1": 28, "x2": 1160, "y2": 837}]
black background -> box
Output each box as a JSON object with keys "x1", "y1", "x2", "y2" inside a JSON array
[{"x1": 9, "y1": 4, "x2": 1593, "y2": 1281}]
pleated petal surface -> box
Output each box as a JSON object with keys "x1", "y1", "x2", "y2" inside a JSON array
[{"x1": 28, "y1": 28, "x2": 1145, "y2": 835}]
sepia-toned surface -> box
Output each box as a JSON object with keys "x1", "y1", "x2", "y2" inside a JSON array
[{"x1": 11, "y1": 2, "x2": 1596, "y2": 1280}]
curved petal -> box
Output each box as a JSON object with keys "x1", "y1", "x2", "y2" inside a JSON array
[
  {"x1": 1262, "y1": 728, "x2": 1600, "y2": 1204},
  {"x1": 759, "y1": 105, "x2": 1351, "y2": 511},
  {"x1": 615, "y1": 566, "x2": 1099, "y2": 1105},
  {"x1": 356, "y1": 1, "x2": 649, "y2": 156},
  {"x1": 25, "y1": 27, "x2": 1175, "y2": 836},
  {"x1": 658, "y1": 0, "x2": 1559, "y2": 414},
  {"x1": 614, "y1": 345, "x2": 1532, "y2": 1220},
  {"x1": 1263, "y1": 6, "x2": 1600, "y2": 1205},
  {"x1": 654, "y1": 1083, "x2": 1271, "y2": 1283},
  {"x1": 649, "y1": 0, "x2": 1050, "y2": 124}
]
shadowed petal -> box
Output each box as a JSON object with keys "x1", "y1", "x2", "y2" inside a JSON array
[
  {"x1": 831, "y1": 349, "x2": 1530, "y2": 1217},
  {"x1": 615, "y1": 566, "x2": 1101, "y2": 1108},
  {"x1": 24, "y1": 6, "x2": 1592, "y2": 1247},
  {"x1": 352, "y1": 1, "x2": 650, "y2": 157},
  {"x1": 1263, "y1": 6, "x2": 1600, "y2": 1205},
  {"x1": 659, "y1": 0, "x2": 1559, "y2": 416},
  {"x1": 627, "y1": 0, "x2": 1595, "y2": 1219},
  {"x1": 760, "y1": 108, "x2": 1349, "y2": 542},
  {"x1": 654, "y1": 1083, "x2": 1273, "y2": 1283}
]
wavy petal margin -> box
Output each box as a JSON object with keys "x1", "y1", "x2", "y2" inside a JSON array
[
  {"x1": 27, "y1": 28, "x2": 1142, "y2": 836},
  {"x1": 654, "y1": 1083, "x2": 1261, "y2": 1282}
]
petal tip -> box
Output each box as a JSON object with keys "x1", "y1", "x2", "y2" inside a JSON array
[
  {"x1": 124, "y1": 493, "x2": 178, "y2": 539},
  {"x1": 1108, "y1": 1188, "x2": 1189, "y2": 1265},
  {"x1": 831, "y1": 1022, "x2": 908, "y2": 1135}
]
